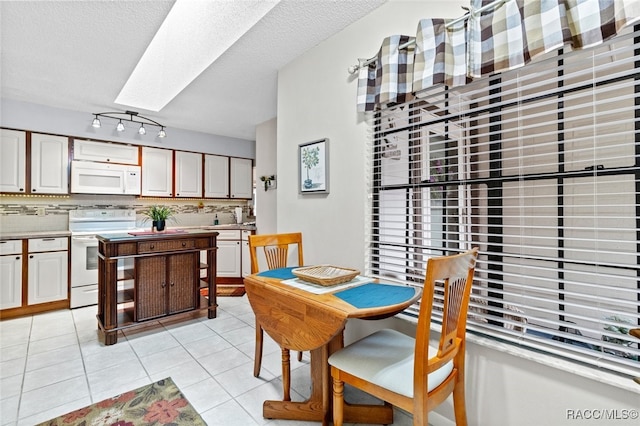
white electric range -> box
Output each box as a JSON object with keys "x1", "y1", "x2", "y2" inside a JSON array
[{"x1": 68, "y1": 209, "x2": 141, "y2": 308}]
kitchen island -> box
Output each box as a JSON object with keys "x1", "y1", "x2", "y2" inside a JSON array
[{"x1": 96, "y1": 229, "x2": 218, "y2": 345}]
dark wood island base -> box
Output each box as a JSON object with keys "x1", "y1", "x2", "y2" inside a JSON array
[{"x1": 96, "y1": 230, "x2": 218, "y2": 345}]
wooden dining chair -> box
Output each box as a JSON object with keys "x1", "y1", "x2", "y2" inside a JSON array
[
  {"x1": 248, "y1": 232, "x2": 304, "y2": 401},
  {"x1": 328, "y1": 248, "x2": 479, "y2": 426}
]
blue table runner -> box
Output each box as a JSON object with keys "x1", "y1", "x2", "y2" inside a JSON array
[
  {"x1": 334, "y1": 283, "x2": 416, "y2": 309},
  {"x1": 256, "y1": 267, "x2": 297, "y2": 280}
]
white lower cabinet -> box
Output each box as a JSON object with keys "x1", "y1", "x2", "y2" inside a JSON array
[
  {"x1": 28, "y1": 251, "x2": 68, "y2": 305},
  {"x1": 217, "y1": 240, "x2": 241, "y2": 277},
  {"x1": 27, "y1": 237, "x2": 68, "y2": 305},
  {"x1": 199, "y1": 229, "x2": 254, "y2": 280},
  {"x1": 1, "y1": 236, "x2": 69, "y2": 316},
  {"x1": 0, "y1": 252, "x2": 23, "y2": 310}
]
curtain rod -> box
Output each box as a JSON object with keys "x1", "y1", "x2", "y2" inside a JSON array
[{"x1": 347, "y1": 0, "x2": 507, "y2": 74}]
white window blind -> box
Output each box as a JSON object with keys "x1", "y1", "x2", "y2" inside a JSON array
[{"x1": 366, "y1": 25, "x2": 640, "y2": 380}]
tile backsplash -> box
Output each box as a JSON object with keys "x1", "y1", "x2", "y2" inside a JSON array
[{"x1": 0, "y1": 194, "x2": 252, "y2": 233}]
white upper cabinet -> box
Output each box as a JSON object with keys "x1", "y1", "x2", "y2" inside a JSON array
[
  {"x1": 175, "y1": 151, "x2": 202, "y2": 197},
  {"x1": 204, "y1": 154, "x2": 229, "y2": 198},
  {"x1": 230, "y1": 157, "x2": 253, "y2": 199},
  {"x1": 73, "y1": 139, "x2": 139, "y2": 165},
  {"x1": 0, "y1": 129, "x2": 26, "y2": 193},
  {"x1": 31, "y1": 133, "x2": 68, "y2": 194},
  {"x1": 141, "y1": 147, "x2": 173, "y2": 197}
]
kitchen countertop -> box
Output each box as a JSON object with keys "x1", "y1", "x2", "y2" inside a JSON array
[
  {"x1": 0, "y1": 230, "x2": 71, "y2": 240},
  {"x1": 167, "y1": 224, "x2": 257, "y2": 232},
  {"x1": 0, "y1": 225, "x2": 256, "y2": 241}
]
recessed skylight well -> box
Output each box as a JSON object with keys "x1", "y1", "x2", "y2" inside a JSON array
[{"x1": 115, "y1": 0, "x2": 280, "y2": 112}]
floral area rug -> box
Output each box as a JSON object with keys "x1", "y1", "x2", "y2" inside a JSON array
[{"x1": 37, "y1": 377, "x2": 206, "y2": 426}]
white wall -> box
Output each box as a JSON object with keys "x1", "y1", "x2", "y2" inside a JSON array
[
  {"x1": 1, "y1": 98, "x2": 255, "y2": 159},
  {"x1": 276, "y1": 0, "x2": 454, "y2": 267},
  {"x1": 255, "y1": 118, "x2": 277, "y2": 234},
  {"x1": 276, "y1": 1, "x2": 639, "y2": 425}
]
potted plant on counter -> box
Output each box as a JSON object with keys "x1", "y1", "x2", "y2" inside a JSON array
[{"x1": 142, "y1": 205, "x2": 175, "y2": 232}]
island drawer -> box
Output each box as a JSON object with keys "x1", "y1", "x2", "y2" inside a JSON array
[{"x1": 138, "y1": 239, "x2": 196, "y2": 253}]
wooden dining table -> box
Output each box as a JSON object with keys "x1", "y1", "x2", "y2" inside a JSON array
[{"x1": 243, "y1": 267, "x2": 421, "y2": 426}]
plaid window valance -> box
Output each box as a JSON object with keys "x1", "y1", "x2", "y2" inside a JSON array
[{"x1": 357, "y1": 0, "x2": 640, "y2": 112}]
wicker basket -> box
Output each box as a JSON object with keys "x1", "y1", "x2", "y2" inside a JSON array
[{"x1": 292, "y1": 265, "x2": 360, "y2": 286}]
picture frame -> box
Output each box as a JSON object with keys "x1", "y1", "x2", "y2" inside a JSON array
[{"x1": 298, "y1": 138, "x2": 329, "y2": 194}]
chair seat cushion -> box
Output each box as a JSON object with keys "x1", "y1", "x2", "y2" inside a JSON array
[{"x1": 328, "y1": 329, "x2": 453, "y2": 398}]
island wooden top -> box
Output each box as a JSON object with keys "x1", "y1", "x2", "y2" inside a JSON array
[{"x1": 95, "y1": 228, "x2": 219, "y2": 242}]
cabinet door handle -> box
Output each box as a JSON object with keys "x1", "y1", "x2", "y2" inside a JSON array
[
  {"x1": 150, "y1": 244, "x2": 155, "y2": 249},
  {"x1": 29, "y1": 255, "x2": 34, "y2": 258},
  {"x1": 181, "y1": 242, "x2": 186, "y2": 247},
  {"x1": 16, "y1": 256, "x2": 20, "y2": 260},
  {"x1": 19, "y1": 188, "x2": 24, "y2": 191},
  {"x1": 170, "y1": 282, "x2": 175, "y2": 287},
  {"x1": 161, "y1": 282, "x2": 166, "y2": 288}
]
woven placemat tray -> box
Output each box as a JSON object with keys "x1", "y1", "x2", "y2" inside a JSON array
[{"x1": 292, "y1": 265, "x2": 360, "y2": 286}]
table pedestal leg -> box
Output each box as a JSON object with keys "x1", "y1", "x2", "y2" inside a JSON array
[
  {"x1": 263, "y1": 344, "x2": 328, "y2": 423},
  {"x1": 262, "y1": 335, "x2": 393, "y2": 425}
]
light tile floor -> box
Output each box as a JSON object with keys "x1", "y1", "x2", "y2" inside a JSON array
[{"x1": 0, "y1": 296, "x2": 414, "y2": 426}]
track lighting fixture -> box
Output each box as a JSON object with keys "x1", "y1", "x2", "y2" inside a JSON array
[{"x1": 90, "y1": 110, "x2": 167, "y2": 138}]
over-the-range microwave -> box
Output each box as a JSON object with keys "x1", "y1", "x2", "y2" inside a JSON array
[{"x1": 71, "y1": 160, "x2": 141, "y2": 195}]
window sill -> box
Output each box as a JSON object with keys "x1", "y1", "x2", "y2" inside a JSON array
[{"x1": 394, "y1": 314, "x2": 639, "y2": 394}]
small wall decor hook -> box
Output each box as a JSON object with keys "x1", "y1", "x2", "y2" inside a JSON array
[{"x1": 259, "y1": 175, "x2": 276, "y2": 191}]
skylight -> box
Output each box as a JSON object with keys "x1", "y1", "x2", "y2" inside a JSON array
[{"x1": 115, "y1": 0, "x2": 280, "y2": 112}]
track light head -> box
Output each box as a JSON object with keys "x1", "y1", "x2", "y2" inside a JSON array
[{"x1": 90, "y1": 110, "x2": 165, "y2": 138}]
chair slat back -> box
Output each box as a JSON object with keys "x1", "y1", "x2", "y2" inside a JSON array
[
  {"x1": 414, "y1": 248, "x2": 478, "y2": 376},
  {"x1": 248, "y1": 233, "x2": 304, "y2": 274}
]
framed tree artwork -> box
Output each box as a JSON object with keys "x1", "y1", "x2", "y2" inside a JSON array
[{"x1": 298, "y1": 138, "x2": 329, "y2": 194}]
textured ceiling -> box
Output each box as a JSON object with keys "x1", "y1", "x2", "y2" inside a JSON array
[{"x1": 0, "y1": 0, "x2": 386, "y2": 141}]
